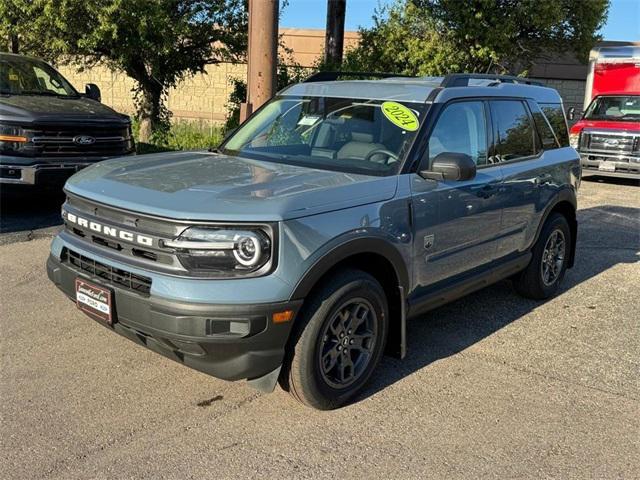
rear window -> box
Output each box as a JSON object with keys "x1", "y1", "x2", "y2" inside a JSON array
[{"x1": 539, "y1": 103, "x2": 569, "y2": 147}]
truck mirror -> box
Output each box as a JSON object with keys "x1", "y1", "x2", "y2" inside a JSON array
[{"x1": 85, "y1": 83, "x2": 101, "y2": 102}]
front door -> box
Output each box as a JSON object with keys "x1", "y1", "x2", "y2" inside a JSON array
[{"x1": 410, "y1": 100, "x2": 504, "y2": 293}]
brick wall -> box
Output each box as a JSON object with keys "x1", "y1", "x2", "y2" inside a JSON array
[
  {"x1": 58, "y1": 62, "x2": 248, "y2": 123},
  {"x1": 533, "y1": 78, "x2": 586, "y2": 125},
  {"x1": 56, "y1": 28, "x2": 357, "y2": 124}
]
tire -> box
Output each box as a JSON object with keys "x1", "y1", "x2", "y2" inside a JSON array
[
  {"x1": 513, "y1": 212, "x2": 571, "y2": 300},
  {"x1": 280, "y1": 269, "x2": 388, "y2": 410}
]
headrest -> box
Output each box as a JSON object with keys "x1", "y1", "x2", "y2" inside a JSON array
[{"x1": 351, "y1": 131, "x2": 374, "y2": 143}]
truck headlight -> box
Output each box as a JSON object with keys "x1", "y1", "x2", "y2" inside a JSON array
[
  {"x1": 569, "y1": 132, "x2": 580, "y2": 149},
  {"x1": 0, "y1": 124, "x2": 29, "y2": 155},
  {"x1": 164, "y1": 226, "x2": 272, "y2": 275}
]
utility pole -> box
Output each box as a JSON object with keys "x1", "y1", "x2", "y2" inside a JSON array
[
  {"x1": 324, "y1": 0, "x2": 346, "y2": 67},
  {"x1": 240, "y1": 0, "x2": 279, "y2": 123}
]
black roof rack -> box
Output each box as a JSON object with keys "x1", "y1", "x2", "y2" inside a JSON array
[
  {"x1": 302, "y1": 71, "x2": 544, "y2": 87},
  {"x1": 440, "y1": 73, "x2": 543, "y2": 87},
  {"x1": 304, "y1": 71, "x2": 414, "y2": 82}
]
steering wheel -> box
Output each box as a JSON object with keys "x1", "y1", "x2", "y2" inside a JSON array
[{"x1": 363, "y1": 149, "x2": 399, "y2": 165}]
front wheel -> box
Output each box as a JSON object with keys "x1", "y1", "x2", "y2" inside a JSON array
[
  {"x1": 513, "y1": 212, "x2": 571, "y2": 300},
  {"x1": 280, "y1": 269, "x2": 388, "y2": 410}
]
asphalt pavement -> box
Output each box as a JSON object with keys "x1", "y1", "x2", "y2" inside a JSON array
[{"x1": 0, "y1": 177, "x2": 638, "y2": 479}]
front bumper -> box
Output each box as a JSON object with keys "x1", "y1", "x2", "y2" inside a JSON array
[
  {"x1": 1, "y1": 154, "x2": 132, "y2": 185},
  {"x1": 46, "y1": 253, "x2": 302, "y2": 386},
  {"x1": 580, "y1": 152, "x2": 640, "y2": 179}
]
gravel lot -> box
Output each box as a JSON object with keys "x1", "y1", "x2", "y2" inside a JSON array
[{"x1": 1, "y1": 177, "x2": 638, "y2": 479}]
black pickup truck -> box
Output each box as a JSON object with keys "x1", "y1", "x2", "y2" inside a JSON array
[{"x1": 0, "y1": 53, "x2": 134, "y2": 187}]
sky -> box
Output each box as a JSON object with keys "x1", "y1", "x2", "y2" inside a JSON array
[{"x1": 280, "y1": 0, "x2": 640, "y2": 41}]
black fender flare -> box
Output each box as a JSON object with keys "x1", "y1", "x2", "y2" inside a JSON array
[
  {"x1": 289, "y1": 235, "x2": 410, "y2": 301},
  {"x1": 532, "y1": 187, "x2": 578, "y2": 267}
]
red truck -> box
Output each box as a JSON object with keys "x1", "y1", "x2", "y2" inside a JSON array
[{"x1": 569, "y1": 44, "x2": 640, "y2": 179}]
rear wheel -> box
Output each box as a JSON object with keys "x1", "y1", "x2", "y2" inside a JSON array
[
  {"x1": 513, "y1": 213, "x2": 571, "y2": 300},
  {"x1": 280, "y1": 269, "x2": 388, "y2": 410}
]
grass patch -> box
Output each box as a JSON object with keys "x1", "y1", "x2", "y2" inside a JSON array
[{"x1": 133, "y1": 120, "x2": 225, "y2": 154}]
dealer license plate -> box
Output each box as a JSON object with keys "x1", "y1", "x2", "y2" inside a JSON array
[{"x1": 75, "y1": 278, "x2": 114, "y2": 324}]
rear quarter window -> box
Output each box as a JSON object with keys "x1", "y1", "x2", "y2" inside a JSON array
[{"x1": 539, "y1": 103, "x2": 570, "y2": 147}]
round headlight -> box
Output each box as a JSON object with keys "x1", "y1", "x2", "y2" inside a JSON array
[{"x1": 233, "y1": 233, "x2": 262, "y2": 266}]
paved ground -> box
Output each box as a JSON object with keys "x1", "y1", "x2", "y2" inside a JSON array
[
  {"x1": 0, "y1": 187, "x2": 64, "y2": 244},
  {"x1": 1, "y1": 177, "x2": 638, "y2": 479}
]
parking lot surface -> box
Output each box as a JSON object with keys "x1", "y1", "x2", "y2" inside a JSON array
[{"x1": 1, "y1": 177, "x2": 638, "y2": 479}]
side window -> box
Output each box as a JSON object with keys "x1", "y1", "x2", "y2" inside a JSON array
[
  {"x1": 490, "y1": 100, "x2": 537, "y2": 162},
  {"x1": 428, "y1": 101, "x2": 487, "y2": 166},
  {"x1": 540, "y1": 103, "x2": 570, "y2": 147},
  {"x1": 530, "y1": 106, "x2": 559, "y2": 150}
]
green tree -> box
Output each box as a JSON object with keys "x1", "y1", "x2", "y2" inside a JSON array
[
  {"x1": 417, "y1": 0, "x2": 609, "y2": 72},
  {"x1": 338, "y1": 0, "x2": 609, "y2": 76},
  {"x1": 1, "y1": 0, "x2": 247, "y2": 142},
  {"x1": 337, "y1": 1, "x2": 466, "y2": 75}
]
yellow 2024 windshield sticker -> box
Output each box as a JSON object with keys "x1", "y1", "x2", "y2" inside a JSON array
[{"x1": 381, "y1": 101, "x2": 419, "y2": 131}]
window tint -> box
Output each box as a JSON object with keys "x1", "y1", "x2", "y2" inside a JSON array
[
  {"x1": 540, "y1": 103, "x2": 569, "y2": 147},
  {"x1": 531, "y1": 109, "x2": 558, "y2": 150},
  {"x1": 428, "y1": 101, "x2": 487, "y2": 166},
  {"x1": 490, "y1": 100, "x2": 536, "y2": 162}
]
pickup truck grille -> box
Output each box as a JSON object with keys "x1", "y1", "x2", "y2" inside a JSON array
[
  {"x1": 63, "y1": 248, "x2": 152, "y2": 295},
  {"x1": 579, "y1": 130, "x2": 640, "y2": 158},
  {"x1": 22, "y1": 124, "x2": 134, "y2": 157}
]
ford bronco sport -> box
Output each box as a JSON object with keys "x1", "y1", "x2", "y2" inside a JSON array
[{"x1": 47, "y1": 73, "x2": 580, "y2": 409}]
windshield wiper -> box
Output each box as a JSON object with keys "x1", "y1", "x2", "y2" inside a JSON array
[{"x1": 20, "y1": 90, "x2": 77, "y2": 98}]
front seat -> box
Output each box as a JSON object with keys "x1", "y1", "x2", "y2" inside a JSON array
[{"x1": 337, "y1": 131, "x2": 387, "y2": 162}]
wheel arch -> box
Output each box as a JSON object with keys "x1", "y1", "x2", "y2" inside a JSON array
[
  {"x1": 534, "y1": 189, "x2": 578, "y2": 268},
  {"x1": 289, "y1": 236, "x2": 409, "y2": 358}
]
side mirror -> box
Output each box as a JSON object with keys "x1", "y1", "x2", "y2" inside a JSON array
[
  {"x1": 419, "y1": 152, "x2": 476, "y2": 182},
  {"x1": 567, "y1": 107, "x2": 575, "y2": 121},
  {"x1": 85, "y1": 83, "x2": 101, "y2": 102}
]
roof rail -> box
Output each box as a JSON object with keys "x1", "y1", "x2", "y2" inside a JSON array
[
  {"x1": 304, "y1": 71, "x2": 414, "y2": 83},
  {"x1": 440, "y1": 73, "x2": 544, "y2": 87}
]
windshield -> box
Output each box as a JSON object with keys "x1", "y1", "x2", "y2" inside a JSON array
[
  {"x1": 221, "y1": 95, "x2": 428, "y2": 176},
  {"x1": 0, "y1": 56, "x2": 78, "y2": 97},
  {"x1": 584, "y1": 95, "x2": 640, "y2": 122}
]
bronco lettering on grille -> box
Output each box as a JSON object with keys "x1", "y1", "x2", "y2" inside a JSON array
[{"x1": 63, "y1": 211, "x2": 153, "y2": 247}]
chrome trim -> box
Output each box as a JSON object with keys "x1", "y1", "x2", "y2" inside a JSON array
[
  {"x1": 163, "y1": 239, "x2": 236, "y2": 250},
  {"x1": 0, "y1": 163, "x2": 91, "y2": 185},
  {"x1": 582, "y1": 129, "x2": 640, "y2": 137},
  {"x1": 32, "y1": 136, "x2": 127, "y2": 144}
]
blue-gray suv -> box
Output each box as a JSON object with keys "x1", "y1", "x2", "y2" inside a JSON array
[{"x1": 47, "y1": 73, "x2": 580, "y2": 409}]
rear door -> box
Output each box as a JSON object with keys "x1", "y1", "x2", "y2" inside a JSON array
[{"x1": 489, "y1": 99, "x2": 547, "y2": 258}]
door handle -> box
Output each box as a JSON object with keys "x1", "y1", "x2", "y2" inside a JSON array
[
  {"x1": 535, "y1": 173, "x2": 553, "y2": 186},
  {"x1": 474, "y1": 184, "x2": 497, "y2": 199}
]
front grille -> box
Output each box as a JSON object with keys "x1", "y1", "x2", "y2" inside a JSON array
[
  {"x1": 20, "y1": 124, "x2": 134, "y2": 158},
  {"x1": 63, "y1": 248, "x2": 152, "y2": 295},
  {"x1": 580, "y1": 130, "x2": 640, "y2": 158}
]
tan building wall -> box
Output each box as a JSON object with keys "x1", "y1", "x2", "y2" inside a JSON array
[{"x1": 57, "y1": 28, "x2": 359, "y2": 124}]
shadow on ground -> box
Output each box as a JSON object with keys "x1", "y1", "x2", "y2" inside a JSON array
[
  {"x1": 0, "y1": 186, "x2": 65, "y2": 235},
  {"x1": 360, "y1": 204, "x2": 639, "y2": 403},
  {"x1": 582, "y1": 175, "x2": 639, "y2": 187}
]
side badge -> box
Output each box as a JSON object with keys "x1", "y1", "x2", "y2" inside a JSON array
[{"x1": 423, "y1": 234, "x2": 435, "y2": 250}]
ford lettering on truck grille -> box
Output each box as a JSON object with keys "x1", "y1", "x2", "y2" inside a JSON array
[{"x1": 62, "y1": 210, "x2": 153, "y2": 247}]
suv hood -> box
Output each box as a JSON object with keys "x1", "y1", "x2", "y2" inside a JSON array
[
  {"x1": 0, "y1": 95, "x2": 129, "y2": 125},
  {"x1": 65, "y1": 151, "x2": 399, "y2": 221}
]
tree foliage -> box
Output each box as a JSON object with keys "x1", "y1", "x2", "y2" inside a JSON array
[
  {"x1": 1, "y1": 0, "x2": 247, "y2": 142},
  {"x1": 340, "y1": 0, "x2": 609, "y2": 76}
]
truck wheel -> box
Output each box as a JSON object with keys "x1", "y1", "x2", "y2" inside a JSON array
[
  {"x1": 514, "y1": 213, "x2": 571, "y2": 300},
  {"x1": 280, "y1": 269, "x2": 388, "y2": 410}
]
